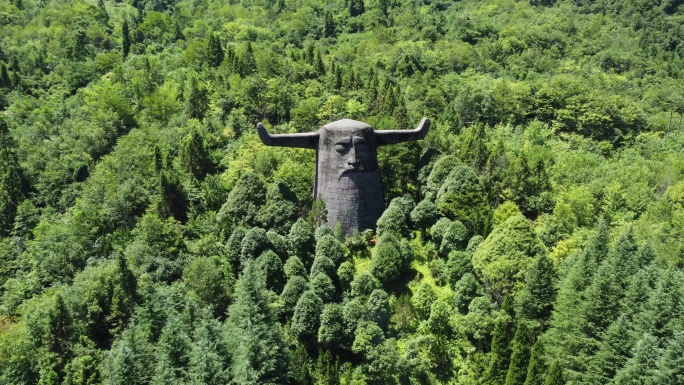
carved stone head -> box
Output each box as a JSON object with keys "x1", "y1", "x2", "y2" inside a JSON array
[{"x1": 257, "y1": 118, "x2": 430, "y2": 235}]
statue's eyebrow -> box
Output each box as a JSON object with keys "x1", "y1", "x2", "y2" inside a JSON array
[{"x1": 335, "y1": 137, "x2": 352, "y2": 145}]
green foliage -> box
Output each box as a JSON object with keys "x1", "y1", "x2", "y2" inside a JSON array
[
  {"x1": 436, "y1": 163, "x2": 492, "y2": 234},
  {"x1": 292, "y1": 290, "x2": 324, "y2": 345},
  {"x1": 218, "y1": 172, "x2": 266, "y2": 229},
  {"x1": 4, "y1": 0, "x2": 684, "y2": 383},
  {"x1": 284, "y1": 256, "x2": 307, "y2": 279},
  {"x1": 505, "y1": 322, "x2": 534, "y2": 385},
  {"x1": 412, "y1": 282, "x2": 437, "y2": 320},
  {"x1": 227, "y1": 262, "x2": 289, "y2": 384},
  {"x1": 515, "y1": 253, "x2": 557, "y2": 324},
  {"x1": 472, "y1": 215, "x2": 547, "y2": 299}
]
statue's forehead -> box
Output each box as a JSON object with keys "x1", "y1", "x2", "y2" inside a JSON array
[{"x1": 321, "y1": 119, "x2": 373, "y2": 131}]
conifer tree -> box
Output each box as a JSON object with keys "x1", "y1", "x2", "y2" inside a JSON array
[
  {"x1": 180, "y1": 129, "x2": 212, "y2": 180},
  {"x1": 292, "y1": 290, "x2": 324, "y2": 346},
  {"x1": 0, "y1": 63, "x2": 11, "y2": 88},
  {"x1": 313, "y1": 350, "x2": 340, "y2": 385},
  {"x1": 612, "y1": 334, "x2": 661, "y2": 385},
  {"x1": 586, "y1": 315, "x2": 633, "y2": 384},
  {"x1": 0, "y1": 117, "x2": 24, "y2": 236},
  {"x1": 256, "y1": 250, "x2": 285, "y2": 294},
  {"x1": 187, "y1": 321, "x2": 230, "y2": 385},
  {"x1": 324, "y1": 12, "x2": 336, "y2": 38},
  {"x1": 227, "y1": 261, "x2": 289, "y2": 384},
  {"x1": 504, "y1": 322, "x2": 534, "y2": 385},
  {"x1": 524, "y1": 339, "x2": 547, "y2": 385},
  {"x1": 486, "y1": 295, "x2": 515, "y2": 385},
  {"x1": 207, "y1": 34, "x2": 224, "y2": 67},
  {"x1": 288, "y1": 218, "x2": 316, "y2": 267},
  {"x1": 186, "y1": 77, "x2": 208, "y2": 120},
  {"x1": 583, "y1": 260, "x2": 622, "y2": 340},
  {"x1": 122, "y1": 20, "x2": 131, "y2": 59},
  {"x1": 543, "y1": 360, "x2": 563, "y2": 385},
  {"x1": 515, "y1": 252, "x2": 557, "y2": 324},
  {"x1": 240, "y1": 42, "x2": 256, "y2": 76},
  {"x1": 654, "y1": 331, "x2": 684, "y2": 385},
  {"x1": 318, "y1": 304, "x2": 345, "y2": 349},
  {"x1": 607, "y1": 225, "x2": 639, "y2": 291},
  {"x1": 349, "y1": 0, "x2": 365, "y2": 16},
  {"x1": 314, "y1": 49, "x2": 325, "y2": 77},
  {"x1": 643, "y1": 269, "x2": 684, "y2": 342}
]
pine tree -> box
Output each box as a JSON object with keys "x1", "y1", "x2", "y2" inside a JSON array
[
  {"x1": 505, "y1": 322, "x2": 534, "y2": 385},
  {"x1": 314, "y1": 49, "x2": 325, "y2": 77},
  {"x1": 0, "y1": 117, "x2": 24, "y2": 236},
  {"x1": 207, "y1": 34, "x2": 224, "y2": 67},
  {"x1": 107, "y1": 323, "x2": 154, "y2": 385},
  {"x1": 643, "y1": 269, "x2": 684, "y2": 342},
  {"x1": 543, "y1": 360, "x2": 563, "y2": 385},
  {"x1": 485, "y1": 296, "x2": 515, "y2": 385},
  {"x1": 515, "y1": 252, "x2": 557, "y2": 324},
  {"x1": 654, "y1": 331, "x2": 684, "y2": 385},
  {"x1": 524, "y1": 339, "x2": 547, "y2": 385},
  {"x1": 612, "y1": 334, "x2": 661, "y2": 385},
  {"x1": 0, "y1": 63, "x2": 11, "y2": 88},
  {"x1": 313, "y1": 350, "x2": 340, "y2": 385},
  {"x1": 180, "y1": 129, "x2": 212, "y2": 180},
  {"x1": 240, "y1": 42, "x2": 256, "y2": 76},
  {"x1": 227, "y1": 261, "x2": 290, "y2": 384},
  {"x1": 324, "y1": 12, "x2": 336, "y2": 38},
  {"x1": 292, "y1": 290, "x2": 324, "y2": 346},
  {"x1": 187, "y1": 321, "x2": 230, "y2": 385},
  {"x1": 186, "y1": 77, "x2": 208, "y2": 120},
  {"x1": 583, "y1": 260, "x2": 622, "y2": 341},
  {"x1": 349, "y1": 0, "x2": 365, "y2": 16},
  {"x1": 607, "y1": 225, "x2": 639, "y2": 291},
  {"x1": 588, "y1": 316, "x2": 634, "y2": 382}
]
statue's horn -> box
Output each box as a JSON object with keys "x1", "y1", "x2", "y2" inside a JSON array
[
  {"x1": 374, "y1": 118, "x2": 431, "y2": 146},
  {"x1": 256, "y1": 122, "x2": 319, "y2": 149}
]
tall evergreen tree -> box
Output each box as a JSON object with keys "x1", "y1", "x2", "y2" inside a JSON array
[
  {"x1": 485, "y1": 295, "x2": 515, "y2": 385},
  {"x1": 505, "y1": 322, "x2": 534, "y2": 385},
  {"x1": 323, "y1": 12, "x2": 336, "y2": 38},
  {"x1": 654, "y1": 331, "x2": 684, "y2": 385},
  {"x1": 543, "y1": 360, "x2": 563, "y2": 385},
  {"x1": 227, "y1": 261, "x2": 290, "y2": 384},
  {"x1": 207, "y1": 34, "x2": 224, "y2": 67},
  {"x1": 186, "y1": 77, "x2": 208, "y2": 120},
  {"x1": 612, "y1": 334, "x2": 661, "y2": 385},
  {"x1": 515, "y1": 252, "x2": 557, "y2": 324},
  {"x1": 524, "y1": 339, "x2": 547, "y2": 385},
  {"x1": 292, "y1": 290, "x2": 324, "y2": 346},
  {"x1": 349, "y1": 0, "x2": 365, "y2": 16},
  {"x1": 0, "y1": 117, "x2": 24, "y2": 237},
  {"x1": 586, "y1": 315, "x2": 634, "y2": 384},
  {"x1": 180, "y1": 129, "x2": 212, "y2": 180},
  {"x1": 0, "y1": 63, "x2": 11, "y2": 88}
]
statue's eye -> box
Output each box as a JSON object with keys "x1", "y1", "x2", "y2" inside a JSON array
[{"x1": 335, "y1": 143, "x2": 349, "y2": 153}]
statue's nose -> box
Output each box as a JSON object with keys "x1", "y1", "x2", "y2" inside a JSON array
[{"x1": 348, "y1": 141, "x2": 360, "y2": 166}]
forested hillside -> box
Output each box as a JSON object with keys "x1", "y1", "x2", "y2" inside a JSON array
[{"x1": 1, "y1": 0, "x2": 684, "y2": 383}]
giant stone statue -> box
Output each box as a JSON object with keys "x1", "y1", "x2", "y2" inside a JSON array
[{"x1": 256, "y1": 118, "x2": 430, "y2": 235}]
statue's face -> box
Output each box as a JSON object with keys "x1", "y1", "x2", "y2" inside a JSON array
[{"x1": 318, "y1": 121, "x2": 378, "y2": 181}]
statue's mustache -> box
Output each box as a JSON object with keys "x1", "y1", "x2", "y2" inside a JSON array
[{"x1": 338, "y1": 165, "x2": 366, "y2": 180}]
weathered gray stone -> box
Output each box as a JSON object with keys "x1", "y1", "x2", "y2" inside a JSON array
[{"x1": 257, "y1": 118, "x2": 430, "y2": 235}]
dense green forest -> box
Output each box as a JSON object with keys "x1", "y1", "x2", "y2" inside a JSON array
[{"x1": 1, "y1": 0, "x2": 684, "y2": 383}]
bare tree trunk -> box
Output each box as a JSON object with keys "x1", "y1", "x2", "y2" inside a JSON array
[{"x1": 666, "y1": 110, "x2": 673, "y2": 136}]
